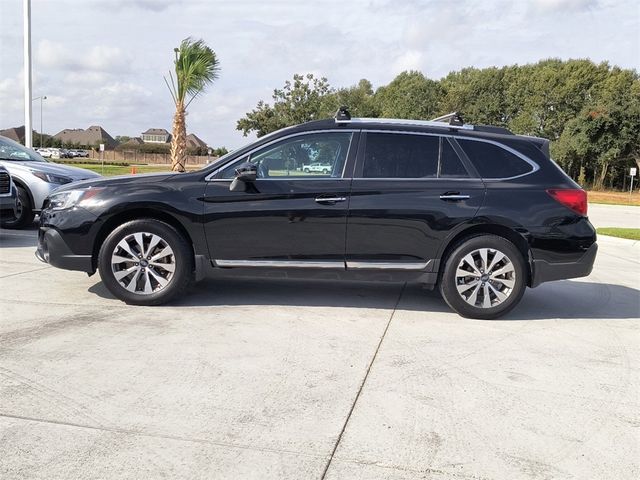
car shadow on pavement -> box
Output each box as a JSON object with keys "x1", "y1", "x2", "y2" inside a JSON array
[{"x1": 88, "y1": 276, "x2": 639, "y2": 320}]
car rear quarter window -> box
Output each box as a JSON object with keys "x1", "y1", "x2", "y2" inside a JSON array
[
  {"x1": 439, "y1": 140, "x2": 469, "y2": 178},
  {"x1": 458, "y1": 139, "x2": 533, "y2": 179},
  {"x1": 363, "y1": 133, "x2": 439, "y2": 178}
]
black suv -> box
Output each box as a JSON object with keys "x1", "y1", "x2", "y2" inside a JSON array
[{"x1": 36, "y1": 111, "x2": 597, "y2": 319}]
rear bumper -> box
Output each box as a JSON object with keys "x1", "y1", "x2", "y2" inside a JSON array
[
  {"x1": 36, "y1": 226, "x2": 94, "y2": 273},
  {"x1": 530, "y1": 242, "x2": 597, "y2": 287}
]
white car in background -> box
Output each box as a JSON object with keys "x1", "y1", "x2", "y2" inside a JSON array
[{"x1": 0, "y1": 135, "x2": 101, "y2": 228}]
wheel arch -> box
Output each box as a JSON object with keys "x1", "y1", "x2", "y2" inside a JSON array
[
  {"x1": 92, "y1": 208, "x2": 195, "y2": 272},
  {"x1": 9, "y1": 178, "x2": 35, "y2": 209},
  {"x1": 436, "y1": 223, "x2": 533, "y2": 286}
]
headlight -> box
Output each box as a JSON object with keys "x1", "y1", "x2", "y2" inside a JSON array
[
  {"x1": 32, "y1": 171, "x2": 73, "y2": 184},
  {"x1": 48, "y1": 188, "x2": 103, "y2": 211}
]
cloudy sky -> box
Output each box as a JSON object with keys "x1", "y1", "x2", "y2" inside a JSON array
[{"x1": 0, "y1": 0, "x2": 638, "y2": 149}]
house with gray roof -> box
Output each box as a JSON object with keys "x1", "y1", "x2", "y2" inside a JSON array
[
  {"x1": 141, "y1": 128, "x2": 171, "y2": 143},
  {"x1": 54, "y1": 125, "x2": 117, "y2": 149}
]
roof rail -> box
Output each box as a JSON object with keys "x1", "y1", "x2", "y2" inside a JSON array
[
  {"x1": 335, "y1": 116, "x2": 474, "y2": 130},
  {"x1": 430, "y1": 112, "x2": 465, "y2": 126}
]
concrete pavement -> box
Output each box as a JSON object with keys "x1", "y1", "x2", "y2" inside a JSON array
[
  {"x1": 0, "y1": 226, "x2": 638, "y2": 479},
  {"x1": 588, "y1": 203, "x2": 639, "y2": 229}
]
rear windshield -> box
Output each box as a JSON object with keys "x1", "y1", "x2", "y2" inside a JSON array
[{"x1": 458, "y1": 139, "x2": 533, "y2": 179}]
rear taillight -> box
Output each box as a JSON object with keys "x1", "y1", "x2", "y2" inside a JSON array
[{"x1": 546, "y1": 189, "x2": 588, "y2": 216}]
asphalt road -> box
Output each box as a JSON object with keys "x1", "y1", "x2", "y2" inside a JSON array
[{"x1": 0, "y1": 217, "x2": 638, "y2": 479}]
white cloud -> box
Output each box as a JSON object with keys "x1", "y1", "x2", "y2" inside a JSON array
[
  {"x1": 532, "y1": 0, "x2": 598, "y2": 11},
  {"x1": 0, "y1": 0, "x2": 637, "y2": 147}
]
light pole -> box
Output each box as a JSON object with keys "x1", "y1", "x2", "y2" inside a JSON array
[
  {"x1": 32, "y1": 96, "x2": 46, "y2": 147},
  {"x1": 23, "y1": 0, "x2": 33, "y2": 148}
]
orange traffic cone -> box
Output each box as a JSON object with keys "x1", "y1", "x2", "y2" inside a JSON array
[{"x1": 131, "y1": 166, "x2": 137, "y2": 174}]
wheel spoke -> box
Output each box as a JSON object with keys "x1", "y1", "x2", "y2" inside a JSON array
[
  {"x1": 491, "y1": 263, "x2": 514, "y2": 277},
  {"x1": 133, "y1": 233, "x2": 146, "y2": 257},
  {"x1": 148, "y1": 268, "x2": 169, "y2": 288},
  {"x1": 488, "y1": 283, "x2": 508, "y2": 303},
  {"x1": 466, "y1": 283, "x2": 481, "y2": 306},
  {"x1": 457, "y1": 279, "x2": 479, "y2": 295},
  {"x1": 146, "y1": 235, "x2": 162, "y2": 257},
  {"x1": 151, "y1": 262, "x2": 175, "y2": 273},
  {"x1": 142, "y1": 271, "x2": 153, "y2": 294},
  {"x1": 482, "y1": 284, "x2": 492, "y2": 308},
  {"x1": 151, "y1": 246, "x2": 173, "y2": 262},
  {"x1": 114, "y1": 266, "x2": 137, "y2": 281},
  {"x1": 462, "y1": 254, "x2": 481, "y2": 274},
  {"x1": 112, "y1": 254, "x2": 135, "y2": 264},
  {"x1": 487, "y1": 251, "x2": 505, "y2": 272},
  {"x1": 493, "y1": 277, "x2": 515, "y2": 289},
  {"x1": 116, "y1": 239, "x2": 138, "y2": 260},
  {"x1": 456, "y1": 267, "x2": 479, "y2": 279},
  {"x1": 124, "y1": 270, "x2": 141, "y2": 292},
  {"x1": 479, "y1": 248, "x2": 488, "y2": 272}
]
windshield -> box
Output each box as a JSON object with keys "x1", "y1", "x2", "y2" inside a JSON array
[{"x1": 0, "y1": 136, "x2": 48, "y2": 162}]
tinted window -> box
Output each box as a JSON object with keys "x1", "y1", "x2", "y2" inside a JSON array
[
  {"x1": 439, "y1": 140, "x2": 469, "y2": 178},
  {"x1": 458, "y1": 139, "x2": 533, "y2": 178},
  {"x1": 220, "y1": 132, "x2": 353, "y2": 179},
  {"x1": 363, "y1": 133, "x2": 439, "y2": 178}
]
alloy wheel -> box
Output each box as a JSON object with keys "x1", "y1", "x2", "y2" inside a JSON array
[
  {"x1": 110, "y1": 232, "x2": 176, "y2": 295},
  {"x1": 455, "y1": 247, "x2": 516, "y2": 308}
]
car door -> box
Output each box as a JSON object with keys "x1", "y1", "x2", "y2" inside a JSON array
[
  {"x1": 203, "y1": 130, "x2": 358, "y2": 267},
  {"x1": 345, "y1": 131, "x2": 485, "y2": 270}
]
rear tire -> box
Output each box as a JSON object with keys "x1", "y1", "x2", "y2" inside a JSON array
[
  {"x1": 0, "y1": 186, "x2": 34, "y2": 229},
  {"x1": 440, "y1": 235, "x2": 526, "y2": 319},
  {"x1": 98, "y1": 219, "x2": 193, "y2": 305}
]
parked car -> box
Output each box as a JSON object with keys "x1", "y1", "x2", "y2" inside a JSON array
[
  {"x1": 36, "y1": 148, "x2": 53, "y2": 158},
  {"x1": 0, "y1": 165, "x2": 17, "y2": 220},
  {"x1": 35, "y1": 110, "x2": 597, "y2": 318},
  {"x1": 302, "y1": 162, "x2": 332, "y2": 174},
  {"x1": 0, "y1": 135, "x2": 101, "y2": 228}
]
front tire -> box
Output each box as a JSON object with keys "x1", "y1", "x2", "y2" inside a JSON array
[
  {"x1": 440, "y1": 235, "x2": 526, "y2": 319},
  {"x1": 98, "y1": 219, "x2": 193, "y2": 305},
  {"x1": 1, "y1": 186, "x2": 34, "y2": 229}
]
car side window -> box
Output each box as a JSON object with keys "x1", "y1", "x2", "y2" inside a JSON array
[
  {"x1": 219, "y1": 132, "x2": 353, "y2": 179},
  {"x1": 362, "y1": 133, "x2": 471, "y2": 179},
  {"x1": 363, "y1": 133, "x2": 439, "y2": 178},
  {"x1": 439, "y1": 139, "x2": 469, "y2": 178},
  {"x1": 457, "y1": 139, "x2": 533, "y2": 179}
]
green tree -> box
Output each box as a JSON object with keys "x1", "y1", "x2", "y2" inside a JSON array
[
  {"x1": 237, "y1": 74, "x2": 333, "y2": 137},
  {"x1": 374, "y1": 71, "x2": 443, "y2": 119},
  {"x1": 165, "y1": 37, "x2": 220, "y2": 172}
]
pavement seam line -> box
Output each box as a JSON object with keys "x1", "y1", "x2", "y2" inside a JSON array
[
  {"x1": 0, "y1": 266, "x2": 52, "y2": 279},
  {"x1": 0, "y1": 412, "x2": 324, "y2": 459},
  {"x1": 319, "y1": 282, "x2": 406, "y2": 480}
]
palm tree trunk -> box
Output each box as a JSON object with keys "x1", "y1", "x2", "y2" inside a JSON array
[{"x1": 170, "y1": 101, "x2": 187, "y2": 172}]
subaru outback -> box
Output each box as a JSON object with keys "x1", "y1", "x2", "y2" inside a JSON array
[{"x1": 36, "y1": 110, "x2": 597, "y2": 319}]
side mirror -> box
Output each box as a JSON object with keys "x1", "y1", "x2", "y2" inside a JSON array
[{"x1": 230, "y1": 162, "x2": 257, "y2": 192}]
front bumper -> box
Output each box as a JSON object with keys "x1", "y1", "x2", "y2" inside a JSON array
[
  {"x1": 0, "y1": 192, "x2": 17, "y2": 217},
  {"x1": 530, "y1": 242, "x2": 598, "y2": 287},
  {"x1": 36, "y1": 226, "x2": 94, "y2": 273}
]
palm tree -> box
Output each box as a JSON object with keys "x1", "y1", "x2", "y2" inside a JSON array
[{"x1": 165, "y1": 38, "x2": 220, "y2": 172}]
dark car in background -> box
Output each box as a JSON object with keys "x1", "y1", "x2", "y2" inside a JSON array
[{"x1": 35, "y1": 110, "x2": 597, "y2": 318}]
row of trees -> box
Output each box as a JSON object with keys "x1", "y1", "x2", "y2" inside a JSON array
[{"x1": 237, "y1": 60, "x2": 639, "y2": 190}]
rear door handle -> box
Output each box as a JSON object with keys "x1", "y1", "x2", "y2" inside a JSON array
[
  {"x1": 439, "y1": 192, "x2": 470, "y2": 201},
  {"x1": 315, "y1": 196, "x2": 347, "y2": 204}
]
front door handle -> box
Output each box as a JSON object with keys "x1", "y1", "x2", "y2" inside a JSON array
[
  {"x1": 439, "y1": 192, "x2": 470, "y2": 201},
  {"x1": 315, "y1": 196, "x2": 347, "y2": 204}
]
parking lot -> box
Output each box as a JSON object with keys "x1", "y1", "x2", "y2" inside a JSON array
[{"x1": 0, "y1": 207, "x2": 638, "y2": 479}]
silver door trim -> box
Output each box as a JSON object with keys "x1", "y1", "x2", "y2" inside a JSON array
[
  {"x1": 439, "y1": 194, "x2": 471, "y2": 200},
  {"x1": 214, "y1": 259, "x2": 345, "y2": 269},
  {"x1": 346, "y1": 260, "x2": 431, "y2": 270}
]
